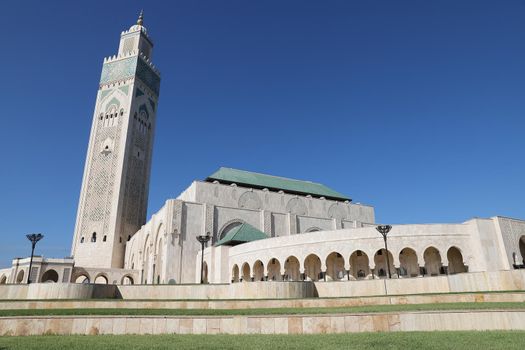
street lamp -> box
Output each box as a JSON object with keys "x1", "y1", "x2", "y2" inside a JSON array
[
  {"x1": 26, "y1": 233, "x2": 44, "y2": 284},
  {"x1": 196, "y1": 232, "x2": 211, "y2": 284},
  {"x1": 375, "y1": 225, "x2": 392, "y2": 279}
]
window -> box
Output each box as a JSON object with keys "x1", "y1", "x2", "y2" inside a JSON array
[
  {"x1": 80, "y1": 237, "x2": 84, "y2": 243},
  {"x1": 119, "y1": 237, "x2": 122, "y2": 243},
  {"x1": 127, "y1": 235, "x2": 131, "y2": 241},
  {"x1": 91, "y1": 232, "x2": 97, "y2": 242},
  {"x1": 103, "y1": 235, "x2": 107, "y2": 242}
]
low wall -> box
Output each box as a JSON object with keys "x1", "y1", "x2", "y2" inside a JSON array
[
  {"x1": 115, "y1": 282, "x2": 316, "y2": 300},
  {"x1": 0, "y1": 283, "x2": 118, "y2": 300},
  {"x1": 1, "y1": 291, "x2": 524, "y2": 310},
  {"x1": 314, "y1": 270, "x2": 525, "y2": 297},
  {"x1": 2, "y1": 311, "x2": 525, "y2": 336},
  {"x1": 1, "y1": 270, "x2": 523, "y2": 301},
  {"x1": 0, "y1": 282, "x2": 315, "y2": 300}
]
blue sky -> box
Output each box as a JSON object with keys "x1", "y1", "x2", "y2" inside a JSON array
[{"x1": 0, "y1": 1, "x2": 524, "y2": 267}]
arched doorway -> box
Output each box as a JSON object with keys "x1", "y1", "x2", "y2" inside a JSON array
[
  {"x1": 349, "y1": 250, "x2": 370, "y2": 280},
  {"x1": 75, "y1": 274, "x2": 90, "y2": 284},
  {"x1": 16, "y1": 270, "x2": 24, "y2": 284},
  {"x1": 518, "y1": 236, "x2": 525, "y2": 265},
  {"x1": 267, "y1": 258, "x2": 281, "y2": 281},
  {"x1": 231, "y1": 265, "x2": 239, "y2": 283},
  {"x1": 0, "y1": 275, "x2": 6, "y2": 284},
  {"x1": 253, "y1": 260, "x2": 264, "y2": 281},
  {"x1": 94, "y1": 274, "x2": 108, "y2": 284},
  {"x1": 399, "y1": 248, "x2": 419, "y2": 277},
  {"x1": 447, "y1": 247, "x2": 467, "y2": 274},
  {"x1": 304, "y1": 254, "x2": 321, "y2": 281},
  {"x1": 373, "y1": 249, "x2": 395, "y2": 278},
  {"x1": 41, "y1": 269, "x2": 59, "y2": 283},
  {"x1": 121, "y1": 275, "x2": 134, "y2": 285},
  {"x1": 241, "y1": 263, "x2": 251, "y2": 282},
  {"x1": 284, "y1": 256, "x2": 300, "y2": 281},
  {"x1": 424, "y1": 247, "x2": 443, "y2": 276},
  {"x1": 325, "y1": 252, "x2": 345, "y2": 281}
]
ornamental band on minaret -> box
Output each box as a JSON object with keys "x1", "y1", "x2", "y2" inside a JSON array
[{"x1": 71, "y1": 12, "x2": 161, "y2": 269}]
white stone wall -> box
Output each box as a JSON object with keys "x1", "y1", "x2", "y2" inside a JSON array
[{"x1": 199, "y1": 218, "x2": 519, "y2": 284}]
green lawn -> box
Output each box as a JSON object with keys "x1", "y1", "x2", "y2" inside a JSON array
[
  {"x1": 0, "y1": 302, "x2": 524, "y2": 317},
  {"x1": 1, "y1": 332, "x2": 525, "y2": 350}
]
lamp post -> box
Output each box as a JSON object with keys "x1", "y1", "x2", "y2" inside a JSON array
[
  {"x1": 26, "y1": 233, "x2": 44, "y2": 284},
  {"x1": 196, "y1": 232, "x2": 211, "y2": 284},
  {"x1": 375, "y1": 225, "x2": 392, "y2": 279}
]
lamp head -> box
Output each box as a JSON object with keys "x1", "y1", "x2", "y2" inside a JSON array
[
  {"x1": 26, "y1": 233, "x2": 44, "y2": 244},
  {"x1": 375, "y1": 225, "x2": 392, "y2": 237}
]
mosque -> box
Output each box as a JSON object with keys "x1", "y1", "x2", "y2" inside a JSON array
[{"x1": 0, "y1": 14, "x2": 524, "y2": 289}]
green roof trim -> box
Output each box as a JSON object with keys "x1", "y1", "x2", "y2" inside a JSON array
[
  {"x1": 215, "y1": 223, "x2": 267, "y2": 247},
  {"x1": 206, "y1": 167, "x2": 350, "y2": 201}
]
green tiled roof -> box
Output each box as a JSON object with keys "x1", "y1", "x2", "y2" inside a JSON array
[
  {"x1": 215, "y1": 223, "x2": 267, "y2": 247},
  {"x1": 206, "y1": 167, "x2": 350, "y2": 201}
]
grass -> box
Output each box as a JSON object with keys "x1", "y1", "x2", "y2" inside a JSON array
[
  {"x1": 0, "y1": 302, "x2": 524, "y2": 317},
  {"x1": 1, "y1": 332, "x2": 525, "y2": 349}
]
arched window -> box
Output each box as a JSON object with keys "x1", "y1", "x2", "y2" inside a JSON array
[
  {"x1": 127, "y1": 235, "x2": 131, "y2": 241},
  {"x1": 103, "y1": 235, "x2": 107, "y2": 242},
  {"x1": 91, "y1": 232, "x2": 97, "y2": 242},
  {"x1": 80, "y1": 237, "x2": 84, "y2": 243}
]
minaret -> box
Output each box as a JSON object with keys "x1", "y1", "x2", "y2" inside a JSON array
[{"x1": 71, "y1": 12, "x2": 161, "y2": 268}]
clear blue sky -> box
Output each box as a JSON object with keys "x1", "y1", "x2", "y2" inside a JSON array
[{"x1": 0, "y1": 1, "x2": 524, "y2": 267}]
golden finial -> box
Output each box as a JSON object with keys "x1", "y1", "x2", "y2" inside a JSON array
[{"x1": 137, "y1": 10, "x2": 144, "y2": 26}]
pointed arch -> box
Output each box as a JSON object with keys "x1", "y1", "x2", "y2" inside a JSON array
[
  {"x1": 304, "y1": 254, "x2": 322, "y2": 281},
  {"x1": 399, "y1": 247, "x2": 419, "y2": 277},
  {"x1": 284, "y1": 256, "x2": 300, "y2": 281},
  {"x1": 267, "y1": 258, "x2": 282, "y2": 281},
  {"x1": 447, "y1": 246, "x2": 467, "y2": 274},
  {"x1": 349, "y1": 250, "x2": 370, "y2": 280},
  {"x1": 424, "y1": 246, "x2": 443, "y2": 276},
  {"x1": 325, "y1": 252, "x2": 345, "y2": 281}
]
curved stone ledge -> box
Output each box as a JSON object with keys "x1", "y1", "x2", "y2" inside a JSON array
[{"x1": 2, "y1": 311, "x2": 525, "y2": 336}]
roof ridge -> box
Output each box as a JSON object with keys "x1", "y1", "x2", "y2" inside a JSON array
[{"x1": 219, "y1": 167, "x2": 323, "y2": 186}]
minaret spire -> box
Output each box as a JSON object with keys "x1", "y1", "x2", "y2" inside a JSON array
[{"x1": 137, "y1": 10, "x2": 144, "y2": 26}]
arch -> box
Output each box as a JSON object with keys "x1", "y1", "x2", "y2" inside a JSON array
[
  {"x1": 155, "y1": 234, "x2": 164, "y2": 284},
  {"x1": 349, "y1": 250, "x2": 370, "y2": 280},
  {"x1": 373, "y1": 249, "x2": 395, "y2": 278},
  {"x1": 325, "y1": 252, "x2": 345, "y2": 281},
  {"x1": 305, "y1": 227, "x2": 322, "y2": 233},
  {"x1": 231, "y1": 264, "x2": 240, "y2": 283},
  {"x1": 94, "y1": 274, "x2": 108, "y2": 284},
  {"x1": 238, "y1": 191, "x2": 262, "y2": 210},
  {"x1": 423, "y1": 246, "x2": 443, "y2": 276},
  {"x1": 253, "y1": 260, "x2": 265, "y2": 281},
  {"x1": 0, "y1": 275, "x2": 6, "y2": 284},
  {"x1": 219, "y1": 220, "x2": 244, "y2": 240},
  {"x1": 519, "y1": 235, "x2": 525, "y2": 265},
  {"x1": 121, "y1": 275, "x2": 134, "y2": 285},
  {"x1": 286, "y1": 197, "x2": 308, "y2": 216},
  {"x1": 41, "y1": 269, "x2": 59, "y2": 283},
  {"x1": 74, "y1": 274, "x2": 90, "y2": 284},
  {"x1": 241, "y1": 262, "x2": 251, "y2": 282},
  {"x1": 399, "y1": 248, "x2": 419, "y2": 277},
  {"x1": 447, "y1": 247, "x2": 467, "y2": 274},
  {"x1": 267, "y1": 258, "x2": 282, "y2": 281},
  {"x1": 284, "y1": 256, "x2": 300, "y2": 281},
  {"x1": 304, "y1": 254, "x2": 322, "y2": 281},
  {"x1": 16, "y1": 270, "x2": 24, "y2": 284}
]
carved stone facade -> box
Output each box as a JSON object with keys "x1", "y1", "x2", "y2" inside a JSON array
[{"x1": 71, "y1": 17, "x2": 160, "y2": 269}]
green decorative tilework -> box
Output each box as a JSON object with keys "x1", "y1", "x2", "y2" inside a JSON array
[
  {"x1": 118, "y1": 85, "x2": 130, "y2": 95},
  {"x1": 100, "y1": 57, "x2": 160, "y2": 96},
  {"x1": 207, "y1": 167, "x2": 350, "y2": 201},
  {"x1": 100, "y1": 57, "x2": 137, "y2": 85},
  {"x1": 99, "y1": 89, "x2": 111, "y2": 100},
  {"x1": 136, "y1": 58, "x2": 160, "y2": 95}
]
